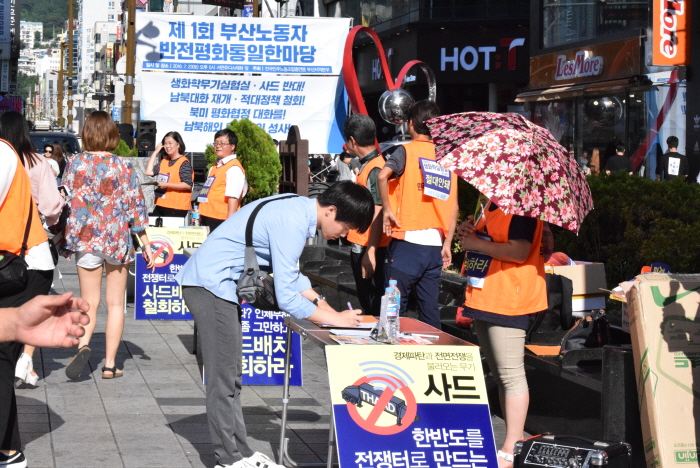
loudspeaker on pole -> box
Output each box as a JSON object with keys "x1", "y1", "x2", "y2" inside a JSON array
[{"x1": 136, "y1": 120, "x2": 157, "y2": 151}]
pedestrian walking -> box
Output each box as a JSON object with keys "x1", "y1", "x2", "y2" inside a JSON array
[
  {"x1": 0, "y1": 138, "x2": 53, "y2": 468},
  {"x1": 60, "y1": 111, "x2": 155, "y2": 380},
  {"x1": 0, "y1": 111, "x2": 65, "y2": 389}
]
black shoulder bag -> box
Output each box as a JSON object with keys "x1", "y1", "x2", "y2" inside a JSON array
[
  {"x1": 236, "y1": 195, "x2": 299, "y2": 310},
  {"x1": 0, "y1": 200, "x2": 34, "y2": 296}
]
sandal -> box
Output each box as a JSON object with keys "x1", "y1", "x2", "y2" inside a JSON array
[
  {"x1": 101, "y1": 366, "x2": 123, "y2": 379},
  {"x1": 497, "y1": 450, "x2": 514, "y2": 468},
  {"x1": 65, "y1": 345, "x2": 91, "y2": 380}
]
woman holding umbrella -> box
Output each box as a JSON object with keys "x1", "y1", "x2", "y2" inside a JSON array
[
  {"x1": 457, "y1": 201, "x2": 546, "y2": 468},
  {"x1": 428, "y1": 111, "x2": 593, "y2": 468}
]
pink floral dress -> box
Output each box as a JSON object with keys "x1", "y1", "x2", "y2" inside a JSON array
[{"x1": 61, "y1": 152, "x2": 148, "y2": 263}]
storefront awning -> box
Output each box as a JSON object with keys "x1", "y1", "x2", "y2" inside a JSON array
[
  {"x1": 583, "y1": 79, "x2": 633, "y2": 94},
  {"x1": 515, "y1": 85, "x2": 585, "y2": 102},
  {"x1": 517, "y1": 79, "x2": 637, "y2": 102}
]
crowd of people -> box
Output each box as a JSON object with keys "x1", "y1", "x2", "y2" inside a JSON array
[
  {"x1": 575, "y1": 135, "x2": 688, "y2": 180},
  {"x1": 0, "y1": 101, "x2": 599, "y2": 468}
]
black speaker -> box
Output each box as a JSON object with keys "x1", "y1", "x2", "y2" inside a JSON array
[
  {"x1": 136, "y1": 121, "x2": 157, "y2": 151},
  {"x1": 117, "y1": 124, "x2": 134, "y2": 148}
]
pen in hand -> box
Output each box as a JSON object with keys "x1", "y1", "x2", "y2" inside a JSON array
[{"x1": 347, "y1": 302, "x2": 353, "y2": 310}]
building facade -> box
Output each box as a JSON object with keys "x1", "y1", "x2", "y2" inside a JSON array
[
  {"x1": 20, "y1": 21, "x2": 43, "y2": 48},
  {"x1": 325, "y1": 0, "x2": 531, "y2": 141},
  {"x1": 518, "y1": 0, "x2": 686, "y2": 179}
]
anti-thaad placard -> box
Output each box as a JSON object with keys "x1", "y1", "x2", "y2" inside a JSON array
[
  {"x1": 327, "y1": 346, "x2": 498, "y2": 468},
  {"x1": 136, "y1": 14, "x2": 350, "y2": 75},
  {"x1": 141, "y1": 72, "x2": 345, "y2": 153},
  {"x1": 240, "y1": 303, "x2": 302, "y2": 386},
  {"x1": 135, "y1": 227, "x2": 208, "y2": 320}
]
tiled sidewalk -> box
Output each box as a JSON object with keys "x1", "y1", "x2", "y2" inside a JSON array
[{"x1": 15, "y1": 259, "x2": 507, "y2": 468}]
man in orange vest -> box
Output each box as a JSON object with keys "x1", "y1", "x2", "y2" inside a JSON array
[
  {"x1": 377, "y1": 101, "x2": 458, "y2": 328},
  {"x1": 344, "y1": 114, "x2": 389, "y2": 315},
  {"x1": 198, "y1": 129, "x2": 248, "y2": 232}
]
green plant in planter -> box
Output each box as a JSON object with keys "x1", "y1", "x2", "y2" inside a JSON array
[
  {"x1": 113, "y1": 139, "x2": 138, "y2": 157},
  {"x1": 204, "y1": 119, "x2": 282, "y2": 203},
  {"x1": 553, "y1": 173, "x2": 700, "y2": 288}
]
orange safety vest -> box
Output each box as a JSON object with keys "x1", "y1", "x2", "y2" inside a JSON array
[
  {"x1": 0, "y1": 144, "x2": 48, "y2": 255},
  {"x1": 155, "y1": 156, "x2": 193, "y2": 211},
  {"x1": 464, "y1": 206, "x2": 547, "y2": 316},
  {"x1": 347, "y1": 154, "x2": 390, "y2": 248},
  {"x1": 199, "y1": 157, "x2": 245, "y2": 220},
  {"x1": 387, "y1": 139, "x2": 456, "y2": 239}
]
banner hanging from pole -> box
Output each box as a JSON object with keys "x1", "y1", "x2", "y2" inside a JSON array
[
  {"x1": 141, "y1": 71, "x2": 346, "y2": 153},
  {"x1": 136, "y1": 14, "x2": 350, "y2": 75}
]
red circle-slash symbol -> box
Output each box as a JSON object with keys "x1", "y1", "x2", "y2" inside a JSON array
[
  {"x1": 150, "y1": 240, "x2": 174, "y2": 268},
  {"x1": 346, "y1": 375, "x2": 417, "y2": 435}
]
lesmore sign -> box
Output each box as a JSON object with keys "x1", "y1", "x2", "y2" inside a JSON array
[
  {"x1": 652, "y1": 0, "x2": 688, "y2": 66},
  {"x1": 554, "y1": 51, "x2": 603, "y2": 81}
]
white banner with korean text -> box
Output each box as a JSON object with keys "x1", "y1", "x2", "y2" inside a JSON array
[
  {"x1": 136, "y1": 13, "x2": 350, "y2": 75},
  {"x1": 141, "y1": 72, "x2": 346, "y2": 154}
]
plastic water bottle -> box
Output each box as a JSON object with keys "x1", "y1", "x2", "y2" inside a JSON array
[
  {"x1": 388, "y1": 279, "x2": 401, "y2": 310},
  {"x1": 191, "y1": 204, "x2": 200, "y2": 226},
  {"x1": 381, "y1": 287, "x2": 399, "y2": 342}
]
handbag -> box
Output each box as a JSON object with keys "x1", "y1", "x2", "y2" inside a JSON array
[
  {"x1": 0, "y1": 200, "x2": 34, "y2": 296},
  {"x1": 560, "y1": 309, "x2": 611, "y2": 352},
  {"x1": 236, "y1": 195, "x2": 299, "y2": 310},
  {"x1": 526, "y1": 273, "x2": 575, "y2": 345}
]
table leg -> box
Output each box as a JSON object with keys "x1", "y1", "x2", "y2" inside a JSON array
[
  {"x1": 326, "y1": 408, "x2": 335, "y2": 468},
  {"x1": 279, "y1": 325, "x2": 298, "y2": 466}
]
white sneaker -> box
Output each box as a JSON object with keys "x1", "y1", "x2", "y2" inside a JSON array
[
  {"x1": 246, "y1": 452, "x2": 284, "y2": 468},
  {"x1": 216, "y1": 458, "x2": 255, "y2": 468},
  {"x1": 14, "y1": 353, "x2": 39, "y2": 387}
]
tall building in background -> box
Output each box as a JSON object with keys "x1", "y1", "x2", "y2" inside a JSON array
[
  {"x1": 77, "y1": 0, "x2": 122, "y2": 90},
  {"x1": 20, "y1": 21, "x2": 43, "y2": 48}
]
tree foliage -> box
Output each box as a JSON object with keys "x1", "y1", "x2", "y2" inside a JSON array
[
  {"x1": 21, "y1": 0, "x2": 77, "y2": 40},
  {"x1": 204, "y1": 119, "x2": 282, "y2": 204},
  {"x1": 113, "y1": 139, "x2": 138, "y2": 157},
  {"x1": 553, "y1": 173, "x2": 700, "y2": 288},
  {"x1": 17, "y1": 72, "x2": 39, "y2": 101}
]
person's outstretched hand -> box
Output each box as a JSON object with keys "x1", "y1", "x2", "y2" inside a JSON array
[{"x1": 11, "y1": 292, "x2": 90, "y2": 347}]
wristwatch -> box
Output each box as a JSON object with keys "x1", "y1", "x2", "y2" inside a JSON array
[{"x1": 312, "y1": 295, "x2": 326, "y2": 306}]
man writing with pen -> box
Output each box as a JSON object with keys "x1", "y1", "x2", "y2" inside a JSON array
[{"x1": 176, "y1": 181, "x2": 374, "y2": 468}]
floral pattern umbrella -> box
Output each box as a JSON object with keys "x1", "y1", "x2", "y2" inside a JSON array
[{"x1": 426, "y1": 112, "x2": 593, "y2": 233}]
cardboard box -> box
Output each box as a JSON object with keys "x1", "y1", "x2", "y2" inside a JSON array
[
  {"x1": 625, "y1": 274, "x2": 700, "y2": 467},
  {"x1": 548, "y1": 263, "x2": 607, "y2": 295},
  {"x1": 571, "y1": 293, "x2": 606, "y2": 312}
]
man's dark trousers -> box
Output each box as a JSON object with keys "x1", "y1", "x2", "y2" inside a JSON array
[
  {"x1": 384, "y1": 239, "x2": 442, "y2": 329},
  {"x1": 350, "y1": 246, "x2": 387, "y2": 315}
]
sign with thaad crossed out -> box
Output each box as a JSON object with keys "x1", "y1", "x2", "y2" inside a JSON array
[{"x1": 327, "y1": 346, "x2": 498, "y2": 468}]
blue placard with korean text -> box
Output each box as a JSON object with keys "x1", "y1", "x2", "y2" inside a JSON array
[
  {"x1": 419, "y1": 158, "x2": 452, "y2": 201},
  {"x1": 136, "y1": 14, "x2": 350, "y2": 75},
  {"x1": 327, "y1": 346, "x2": 498, "y2": 468},
  {"x1": 135, "y1": 253, "x2": 193, "y2": 320},
  {"x1": 240, "y1": 303, "x2": 302, "y2": 386}
]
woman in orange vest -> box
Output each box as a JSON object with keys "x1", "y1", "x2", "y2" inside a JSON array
[
  {"x1": 0, "y1": 138, "x2": 53, "y2": 468},
  {"x1": 458, "y1": 200, "x2": 547, "y2": 468},
  {"x1": 145, "y1": 131, "x2": 193, "y2": 218},
  {"x1": 197, "y1": 129, "x2": 248, "y2": 232}
]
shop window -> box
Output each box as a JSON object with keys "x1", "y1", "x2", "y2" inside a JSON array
[
  {"x1": 532, "y1": 101, "x2": 575, "y2": 150},
  {"x1": 542, "y1": 0, "x2": 647, "y2": 49},
  {"x1": 579, "y1": 93, "x2": 626, "y2": 171}
]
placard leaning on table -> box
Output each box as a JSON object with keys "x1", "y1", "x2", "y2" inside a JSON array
[{"x1": 175, "y1": 181, "x2": 374, "y2": 468}]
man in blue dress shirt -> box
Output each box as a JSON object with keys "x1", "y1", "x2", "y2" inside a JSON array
[{"x1": 176, "y1": 181, "x2": 374, "y2": 468}]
